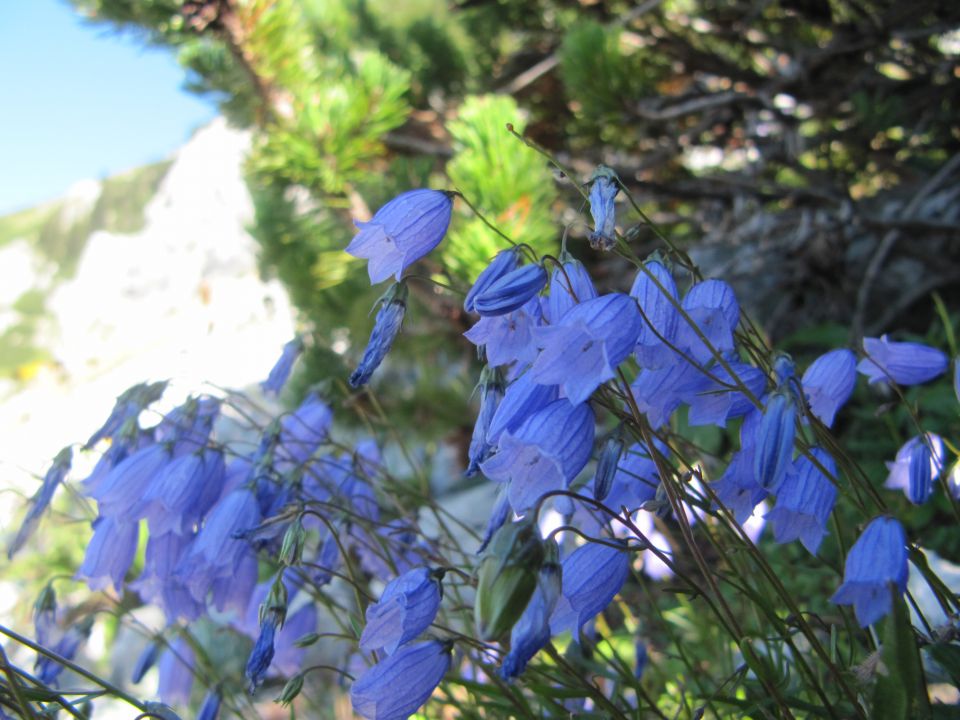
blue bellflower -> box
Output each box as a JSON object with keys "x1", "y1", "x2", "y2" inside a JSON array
[
  {"x1": 261, "y1": 337, "x2": 304, "y2": 396},
  {"x1": 630, "y1": 260, "x2": 682, "y2": 369},
  {"x1": 245, "y1": 611, "x2": 280, "y2": 693},
  {"x1": 157, "y1": 638, "x2": 195, "y2": 706},
  {"x1": 9, "y1": 446, "x2": 72, "y2": 559},
  {"x1": 885, "y1": 433, "x2": 945, "y2": 503},
  {"x1": 593, "y1": 434, "x2": 625, "y2": 502},
  {"x1": 350, "y1": 640, "x2": 452, "y2": 720},
  {"x1": 464, "y1": 248, "x2": 520, "y2": 313},
  {"x1": 197, "y1": 690, "x2": 222, "y2": 720},
  {"x1": 473, "y1": 263, "x2": 548, "y2": 317},
  {"x1": 588, "y1": 167, "x2": 619, "y2": 250},
  {"x1": 90, "y1": 442, "x2": 172, "y2": 519},
  {"x1": 486, "y1": 370, "x2": 558, "y2": 445},
  {"x1": 530, "y1": 293, "x2": 642, "y2": 404},
  {"x1": 675, "y1": 279, "x2": 740, "y2": 364},
  {"x1": 857, "y1": 335, "x2": 948, "y2": 386},
  {"x1": 831, "y1": 517, "x2": 908, "y2": 627},
  {"x1": 84, "y1": 380, "x2": 168, "y2": 449},
  {"x1": 346, "y1": 189, "x2": 453, "y2": 284},
  {"x1": 351, "y1": 282, "x2": 409, "y2": 387},
  {"x1": 542, "y1": 258, "x2": 598, "y2": 324},
  {"x1": 77, "y1": 516, "x2": 139, "y2": 592},
  {"x1": 686, "y1": 358, "x2": 766, "y2": 428},
  {"x1": 765, "y1": 449, "x2": 838, "y2": 554},
  {"x1": 712, "y1": 410, "x2": 767, "y2": 524},
  {"x1": 550, "y1": 541, "x2": 630, "y2": 640},
  {"x1": 464, "y1": 297, "x2": 543, "y2": 372},
  {"x1": 140, "y1": 448, "x2": 226, "y2": 535},
  {"x1": 501, "y1": 556, "x2": 561, "y2": 680},
  {"x1": 480, "y1": 399, "x2": 594, "y2": 512},
  {"x1": 753, "y1": 392, "x2": 796, "y2": 491},
  {"x1": 801, "y1": 349, "x2": 857, "y2": 427},
  {"x1": 467, "y1": 367, "x2": 505, "y2": 476},
  {"x1": 360, "y1": 567, "x2": 444, "y2": 654}
]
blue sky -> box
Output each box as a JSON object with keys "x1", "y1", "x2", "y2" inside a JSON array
[{"x1": 0, "y1": 0, "x2": 218, "y2": 215}]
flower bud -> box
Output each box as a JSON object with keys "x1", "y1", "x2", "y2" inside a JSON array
[
  {"x1": 279, "y1": 515, "x2": 307, "y2": 566},
  {"x1": 475, "y1": 517, "x2": 544, "y2": 641},
  {"x1": 277, "y1": 673, "x2": 304, "y2": 706}
]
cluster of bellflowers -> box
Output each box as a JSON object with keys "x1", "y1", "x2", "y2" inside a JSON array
[{"x1": 6, "y1": 174, "x2": 959, "y2": 720}]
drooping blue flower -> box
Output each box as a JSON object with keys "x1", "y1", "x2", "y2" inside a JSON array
[
  {"x1": 346, "y1": 189, "x2": 453, "y2": 284},
  {"x1": 464, "y1": 248, "x2": 521, "y2": 313},
  {"x1": 175, "y1": 487, "x2": 261, "y2": 603},
  {"x1": 753, "y1": 392, "x2": 796, "y2": 491},
  {"x1": 275, "y1": 392, "x2": 334, "y2": 469},
  {"x1": 593, "y1": 434, "x2": 625, "y2": 502},
  {"x1": 542, "y1": 258, "x2": 597, "y2": 324},
  {"x1": 686, "y1": 358, "x2": 765, "y2": 428},
  {"x1": 131, "y1": 531, "x2": 205, "y2": 623},
  {"x1": 140, "y1": 449, "x2": 226, "y2": 535},
  {"x1": 500, "y1": 555, "x2": 561, "y2": 680},
  {"x1": 884, "y1": 433, "x2": 945, "y2": 502},
  {"x1": 630, "y1": 360, "x2": 704, "y2": 428},
  {"x1": 831, "y1": 517, "x2": 908, "y2": 627},
  {"x1": 588, "y1": 167, "x2": 619, "y2": 250},
  {"x1": 350, "y1": 640, "x2": 452, "y2": 720},
  {"x1": 77, "y1": 516, "x2": 139, "y2": 592},
  {"x1": 359, "y1": 567, "x2": 444, "y2": 654},
  {"x1": 463, "y1": 297, "x2": 543, "y2": 372},
  {"x1": 35, "y1": 617, "x2": 93, "y2": 686},
  {"x1": 857, "y1": 335, "x2": 948, "y2": 386},
  {"x1": 197, "y1": 690, "x2": 222, "y2": 720},
  {"x1": 630, "y1": 260, "x2": 682, "y2": 369},
  {"x1": 154, "y1": 396, "x2": 220, "y2": 455},
  {"x1": 262, "y1": 337, "x2": 304, "y2": 396},
  {"x1": 530, "y1": 293, "x2": 642, "y2": 404},
  {"x1": 711, "y1": 410, "x2": 767, "y2": 524},
  {"x1": 350, "y1": 282, "x2": 408, "y2": 388},
  {"x1": 131, "y1": 640, "x2": 162, "y2": 684},
  {"x1": 675, "y1": 279, "x2": 740, "y2": 364},
  {"x1": 8, "y1": 446, "x2": 72, "y2": 559},
  {"x1": 84, "y1": 380, "x2": 168, "y2": 449},
  {"x1": 473, "y1": 263, "x2": 548, "y2": 317},
  {"x1": 157, "y1": 637, "x2": 195, "y2": 706},
  {"x1": 550, "y1": 541, "x2": 630, "y2": 640},
  {"x1": 800, "y1": 349, "x2": 856, "y2": 427},
  {"x1": 467, "y1": 367, "x2": 505, "y2": 476},
  {"x1": 901, "y1": 435, "x2": 945, "y2": 505},
  {"x1": 486, "y1": 370, "x2": 558, "y2": 445},
  {"x1": 89, "y1": 442, "x2": 172, "y2": 519},
  {"x1": 603, "y1": 442, "x2": 662, "y2": 513},
  {"x1": 480, "y1": 399, "x2": 594, "y2": 512},
  {"x1": 245, "y1": 612, "x2": 279, "y2": 693},
  {"x1": 765, "y1": 449, "x2": 838, "y2": 554}
]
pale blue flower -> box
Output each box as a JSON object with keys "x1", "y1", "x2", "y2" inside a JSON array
[
  {"x1": 831, "y1": 517, "x2": 908, "y2": 627},
  {"x1": 857, "y1": 335, "x2": 948, "y2": 385}
]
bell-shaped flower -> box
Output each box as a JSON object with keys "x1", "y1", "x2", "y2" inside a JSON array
[
  {"x1": 831, "y1": 517, "x2": 908, "y2": 627},
  {"x1": 36, "y1": 617, "x2": 93, "y2": 687},
  {"x1": 360, "y1": 567, "x2": 444, "y2": 654},
  {"x1": 262, "y1": 337, "x2": 303, "y2": 396},
  {"x1": 84, "y1": 380, "x2": 167, "y2": 449},
  {"x1": 753, "y1": 392, "x2": 796, "y2": 491},
  {"x1": 9, "y1": 446, "x2": 72, "y2": 559},
  {"x1": 467, "y1": 367, "x2": 505, "y2": 476},
  {"x1": 766, "y1": 449, "x2": 838, "y2": 554},
  {"x1": 464, "y1": 248, "x2": 520, "y2": 313},
  {"x1": 131, "y1": 531, "x2": 205, "y2": 623},
  {"x1": 884, "y1": 433, "x2": 945, "y2": 503},
  {"x1": 530, "y1": 293, "x2": 642, "y2": 405},
  {"x1": 550, "y1": 541, "x2": 630, "y2": 639},
  {"x1": 480, "y1": 399, "x2": 594, "y2": 512},
  {"x1": 630, "y1": 360, "x2": 703, "y2": 428},
  {"x1": 350, "y1": 282, "x2": 408, "y2": 388},
  {"x1": 675, "y1": 279, "x2": 740, "y2": 364},
  {"x1": 486, "y1": 370, "x2": 558, "y2": 445},
  {"x1": 588, "y1": 167, "x2": 619, "y2": 250},
  {"x1": 155, "y1": 395, "x2": 220, "y2": 452},
  {"x1": 131, "y1": 640, "x2": 162, "y2": 684},
  {"x1": 89, "y1": 442, "x2": 173, "y2": 519},
  {"x1": 593, "y1": 434, "x2": 625, "y2": 502},
  {"x1": 801, "y1": 349, "x2": 856, "y2": 427},
  {"x1": 712, "y1": 410, "x2": 767, "y2": 523},
  {"x1": 197, "y1": 690, "x2": 221, "y2": 720},
  {"x1": 157, "y1": 637, "x2": 195, "y2": 706},
  {"x1": 346, "y1": 189, "x2": 453, "y2": 284},
  {"x1": 501, "y1": 555, "x2": 561, "y2": 680},
  {"x1": 140, "y1": 449, "x2": 226, "y2": 535},
  {"x1": 630, "y1": 260, "x2": 682, "y2": 369},
  {"x1": 473, "y1": 263, "x2": 548, "y2": 317},
  {"x1": 542, "y1": 258, "x2": 597, "y2": 324},
  {"x1": 603, "y1": 442, "x2": 661, "y2": 512},
  {"x1": 857, "y1": 335, "x2": 948, "y2": 386},
  {"x1": 275, "y1": 393, "x2": 334, "y2": 469},
  {"x1": 686, "y1": 358, "x2": 765, "y2": 428},
  {"x1": 464, "y1": 297, "x2": 543, "y2": 372},
  {"x1": 77, "y1": 516, "x2": 139, "y2": 592},
  {"x1": 350, "y1": 640, "x2": 452, "y2": 720}
]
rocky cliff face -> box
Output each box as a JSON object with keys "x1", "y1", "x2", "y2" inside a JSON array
[{"x1": 0, "y1": 117, "x2": 294, "y2": 509}]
